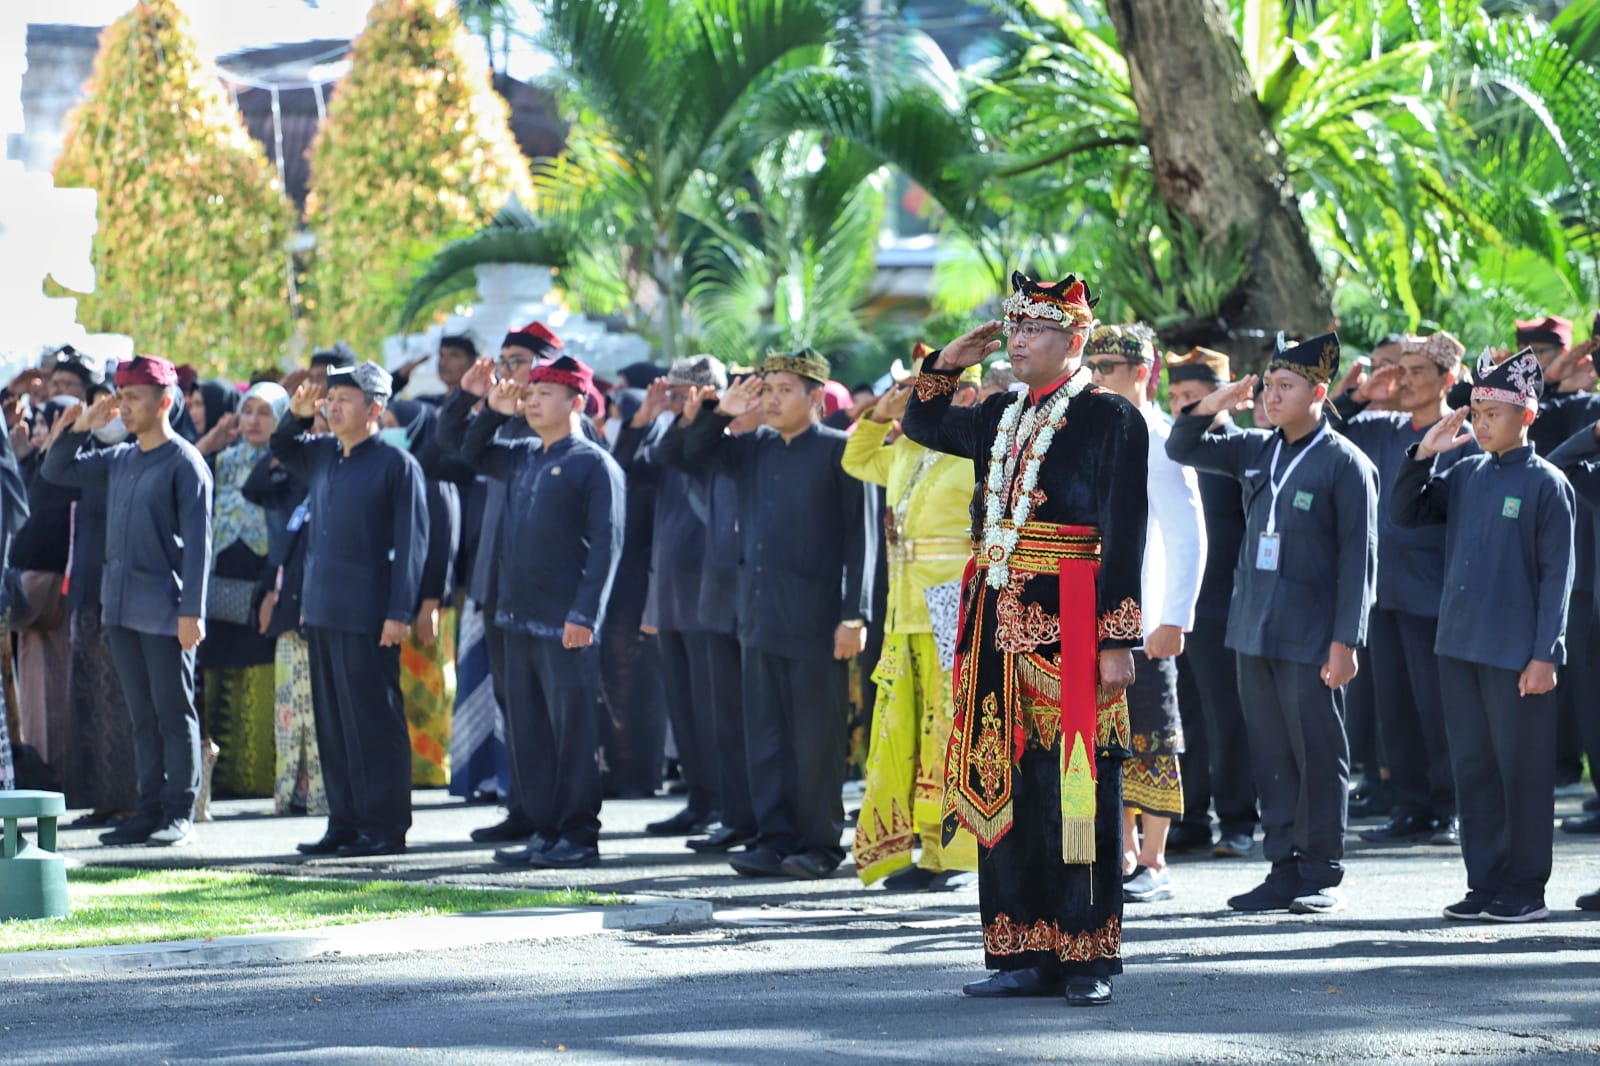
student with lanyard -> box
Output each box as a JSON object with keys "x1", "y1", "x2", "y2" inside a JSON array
[{"x1": 1168, "y1": 332, "x2": 1378, "y2": 916}]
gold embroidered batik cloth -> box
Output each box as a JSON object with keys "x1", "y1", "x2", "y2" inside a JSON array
[{"x1": 943, "y1": 523, "x2": 1132, "y2": 865}]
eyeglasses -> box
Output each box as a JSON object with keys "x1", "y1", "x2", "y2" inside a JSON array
[
  {"x1": 1003, "y1": 320, "x2": 1076, "y2": 340},
  {"x1": 1084, "y1": 359, "x2": 1135, "y2": 375}
]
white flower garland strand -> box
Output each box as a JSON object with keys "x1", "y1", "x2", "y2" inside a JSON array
[{"x1": 980, "y1": 376, "x2": 1085, "y2": 588}]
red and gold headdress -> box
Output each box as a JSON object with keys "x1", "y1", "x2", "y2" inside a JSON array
[{"x1": 1001, "y1": 270, "x2": 1098, "y2": 327}]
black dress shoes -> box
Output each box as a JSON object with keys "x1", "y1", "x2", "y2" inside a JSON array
[
  {"x1": 779, "y1": 850, "x2": 837, "y2": 880},
  {"x1": 493, "y1": 833, "x2": 558, "y2": 866},
  {"x1": 525, "y1": 839, "x2": 599, "y2": 869},
  {"x1": 961, "y1": 966, "x2": 1066, "y2": 998},
  {"x1": 297, "y1": 830, "x2": 358, "y2": 856},
  {"x1": 1430, "y1": 816, "x2": 1461, "y2": 846},
  {"x1": 336, "y1": 834, "x2": 407, "y2": 857},
  {"x1": 470, "y1": 815, "x2": 538, "y2": 843},
  {"x1": 646, "y1": 807, "x2": 713, "y2": 836},
  {"x1": 1561, "y1": 813, "x2": 1600, "y2": 835},
  {"x1": 1064, "y1": 977, "x2": 1113, "y2": 1006},
  {"x1": 687, "y1": 826, "x2": 757, "y2": 852},
  {"x1": 1347, "y1": 779, "x2": 1394, "y2": 818},
  {"x1": 881, "y1": 866, "x2": 936, "y2": 892},
  {"x1": 1358, "y1": 812, "x2": 1441, "y2": 843},
  {"x1": 729, "y1": 845, "x2": 786, "y2": 878}
]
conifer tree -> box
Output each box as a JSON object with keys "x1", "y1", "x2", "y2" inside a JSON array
[
  {"x1": 305, "y1": 0, "x2": 535, "y2": 346},
  {"x1": 53, "y1": 0, "x2": 296, "y2": 377}
]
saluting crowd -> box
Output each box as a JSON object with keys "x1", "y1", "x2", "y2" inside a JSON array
[{"x1": 4, "y1": 276, "x2": 1600, "y2": 997}]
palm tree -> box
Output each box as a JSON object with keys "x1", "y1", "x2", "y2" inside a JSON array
[{"x1": 531, "y1": 0, "x2": 984, "y2": 362}]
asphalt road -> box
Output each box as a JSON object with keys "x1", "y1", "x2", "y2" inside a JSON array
[{"x1": 5, "y1": 792, "x2": 1600, "y2": 1064}]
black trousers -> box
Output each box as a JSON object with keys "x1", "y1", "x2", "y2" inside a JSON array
[
  {"x1": 1368, "y1": 609, "x2": 1454, "y2": 818},
  {"x1": 503, "y1": 632, "x2": 603, "y2": 848},
  {"x1": 742, "y1": 647, "x2": 847, "y2": 862},
  {"x1": 1555, "y1": 604, "x2": 1599, "y2": 794},
  {"x1": 702, "y1": 630, "x2": 755, "y2": 835},
  {"x1": 600, "y1": 614, "x2": 665, "y2": 799},
  {"x1": 1345, "y1": 650, "x2": 1381, "y2": 777},
  {"x1": 657, "y1": 628, "x2": 715, "y2": 816},
  {"x1": 1235, "y1": 654, "x2": 1349, "y2": 889},
  {"x1": 1178, "y1": 618, "x2": 1258, "y2": 836},
  {"x1": 1439, "y1": 656, "x2": 1556, "y2": 903},
  {"x1": 304, "y1": 626, "x2": 411, "y2": 841},
  {"x1": 104, "y1": 626, "x2": 199, "y2": 821},
  {"x1": 482, "y1": 612, "x2": 529, "y2": 821}
]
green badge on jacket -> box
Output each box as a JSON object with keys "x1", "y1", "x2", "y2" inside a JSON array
[
  {"x1": 1292, "y1": 491, "x2": 1314, "y2": 511},
  {"x1": 1502, "y1": 496, "x2": 1521, "y2": 519}
]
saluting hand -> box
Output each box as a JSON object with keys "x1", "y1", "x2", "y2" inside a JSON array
[
  {"x1": 1520, "y1": 659, "x2": 1557, "y2": 697},
  {"x1": 633, "y1": 379, "x2": 671, "y2": 428},
  {"x1": 1192, "y1": 375, "x2": 1258, "y2": 418},
  {"x1": 289, "y1": 381, "x2": 324, "y2": 420},
  {"x1": 196, "y1": 412, "x2": 240, "y2": 456},
  {"x1": 715, "y1": 376, "x2": 764, "y2": 418},
  {"x1": 487, "y1": 380, "x2": 522, "y2": 417},
  {"x1": 935, "y1": 321, "x2": 1004, "y2": 371},
  {"x1": 460, "y1": 357, "x2": 496, "y2": 398},
  {"x1": 1415, "y1": 407, "x2": 1471, "y2": 459},
  {"x1": 680, "y1": 385, "x2": 716, "y2": 425},
  {"x1": 1353, "y1": 364, "x2": 1402, "y2": 405},
  {"x1": 869, "y1": 383, "x2": 912, "y2": 424},
  {"x1": 73, "y1": 393, "x2": 118, "y2": 432}
]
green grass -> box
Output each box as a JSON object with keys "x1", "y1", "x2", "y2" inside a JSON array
[{"x1": 0, "y1": 868, "x2": 621, "y2": 953}]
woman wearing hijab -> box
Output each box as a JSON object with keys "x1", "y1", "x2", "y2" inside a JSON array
[
  {"x1": 382, "y1": 398, "x2": 462, "y2": 789},
  {"x1": 189, "y1": 379, "x2": 243, "y2": 457},
  {"x1": 202, "y1": 382, "x2": 286, "y2": 796},
  {"x1": 9, "y1": 397, "x2": 82, "y2": 792},
  {"x1": 244, "y1": 401, "x2": 323, "y2": 815}
]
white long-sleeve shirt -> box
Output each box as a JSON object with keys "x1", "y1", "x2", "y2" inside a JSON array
[{"x1": 1140, "y1": 403, "x2": 1207, "y2": 638}]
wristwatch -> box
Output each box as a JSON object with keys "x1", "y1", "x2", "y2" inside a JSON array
[{"x1": 840, "y1": 619, "x2": 866, "y2": 629}]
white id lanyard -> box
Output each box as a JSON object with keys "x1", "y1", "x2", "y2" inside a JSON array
[{"x1": 1256, "y1": 422, "x2": 1328, "y2": 571}]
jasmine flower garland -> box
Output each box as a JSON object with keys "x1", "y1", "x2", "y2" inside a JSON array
[{"x1": 980, "y1": 371, "x2": 1087, "y2": 588}]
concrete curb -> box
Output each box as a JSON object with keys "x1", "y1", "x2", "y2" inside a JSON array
[{"x1": 0, "y1": 894, "x2": 711, "y2": 978}]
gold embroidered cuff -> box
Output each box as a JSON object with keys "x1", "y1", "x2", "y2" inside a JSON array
[
  {"x1": 1097, "y1": 598, "x2": 1142, "y2": 643},
  {"x1": 913, "y1": 371, "x2": 960, "y2": 402}
]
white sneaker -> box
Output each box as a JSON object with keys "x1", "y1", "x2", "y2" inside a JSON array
[
  {"x1": 147, "y1": 818, "x2": 196, "y2": 847},
  {"x1": 1123, "y1": 866, "x2": 1175, "y2": 902},
  {"x1": 1289, "y1": 885, "x2": 1345, "y2": 914}
]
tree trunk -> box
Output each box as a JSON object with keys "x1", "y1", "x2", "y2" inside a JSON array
[{"x1": 1102, "y1": 0, "x2": 1331, "y2": 338}]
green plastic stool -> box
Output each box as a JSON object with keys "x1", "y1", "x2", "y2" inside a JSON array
[{"x1": 0, "y1": 790, "x2": 69, "y2": 920}]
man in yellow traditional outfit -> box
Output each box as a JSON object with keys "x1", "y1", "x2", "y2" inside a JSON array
[
  {"x1": 845, "y1": 350, "x2": 982, "y2": 890},
  {"x1": 903, "y1": 272, "x2": 1148, "y2": 1007}
]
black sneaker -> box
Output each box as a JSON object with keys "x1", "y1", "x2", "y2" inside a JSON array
[
  {"x1": 1576, "y1": 887, "x2": 1600, "y2": 911},
  {"x1": 1229, "y1": 873, "x2": 1300, "y2": 912},
  {"x1": 99, "y1": 812, "x2": 160, "y2": 846},
  {"x1": 1443, "y1": 892, "x2": 1492, "y2": 920},
  {"x1": 1483, "y1": 898, "x2": 1549, "y2": 923}
]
